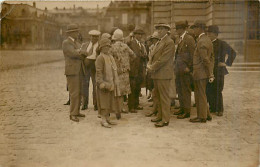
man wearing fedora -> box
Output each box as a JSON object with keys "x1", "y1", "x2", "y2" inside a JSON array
[
  {"x1": 147, "y1": 23, "x2": 175, "y2": 127},
  {"x1": 190, "y1": 20, "x2": 214, "y2": 123},
  {"x1": 62, "y1": 24, "x2": 86, "y2": 122},
  {"x1": 81, "y1": 30, "x2": 101, "y2": 111},
  {"x1": 127, "y1": 28, "x2": 147, "y2": 113},
  {"x1": 173, "y1": 21, "x2": 196, "y2": 119},
  {"x1": 206, "y1": 25, "x2": 236, "y2": 116}
]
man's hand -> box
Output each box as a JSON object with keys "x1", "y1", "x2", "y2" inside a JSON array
[
  {"x1": 209, "y1": 77, "x2": 214, "y2": 83},
  {"x1": 99, "y1": 83, "x2": 106, "y2": 90}
]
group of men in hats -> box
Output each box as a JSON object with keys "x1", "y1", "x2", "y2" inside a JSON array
[{"x1": 62, "y1": 18, "x2": 236, "y2": 126}]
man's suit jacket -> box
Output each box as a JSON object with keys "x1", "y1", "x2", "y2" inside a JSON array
[
  {"x1": 193, "y1": 34, "x2": 214, "y2": 80},
  {"x1": 149, "y1": 35, "x2": 175, "y2": 80},
  {"x1": 128, "y1": 39, "x2": 147, "y2": 78},
  {"x1": 212, "y1": 39, "x2": 236, "y2": 76},
  {"x1": 62, "y1": 38, "x2": 85, "y2": 76},
  {"x1": 175, "y1": 33, "x2": 195, "y2": 75}
]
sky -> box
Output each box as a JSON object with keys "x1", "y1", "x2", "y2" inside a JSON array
[{"x1": 1, "y1": 0, "x2": 111, "y2": 10}]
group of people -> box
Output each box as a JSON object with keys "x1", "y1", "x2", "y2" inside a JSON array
[{"x1": 62, "y1": 19, "x2": 236, "y2": 128}]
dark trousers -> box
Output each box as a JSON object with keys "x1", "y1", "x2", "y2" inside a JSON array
[
  {"x1": 82, "y1": 60, "x2": 97, "y2": 107},
  {"x1": 176, "y1": 74, "x2": 192, "y2": 114},
  {"x1": 128, "y1": 77, "x2": 142, "y2": 110},
  {"x1": 194, "y1": 79, "x2": 211, "y2": 119},
  {"x1": 206, "y1": 74, "x2": 224, "y2": 113}
]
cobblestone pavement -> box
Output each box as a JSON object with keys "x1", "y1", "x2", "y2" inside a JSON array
[{"x1": 0, "y1": 57, "x2": 260, "y2": 167}]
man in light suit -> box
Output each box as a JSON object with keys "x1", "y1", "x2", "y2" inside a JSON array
[
  {"x1": 174, "y1": 21, "x2": 196, "y2": 119},
  {"x1": 62, "y1": 24, "x2": 86, "y2": 122},
  {"x1": 81, "y1": 30, "x2": 101, "y2": 111},
  {"x1": 190, "y1": 20, "x2": 214, "y2": 123},
  {"x1": 147, "y1": 23, "x2": 175, "y2": 127},
  {"x1": 206, "y1": 25, "x2": 236, "y2": 116}
]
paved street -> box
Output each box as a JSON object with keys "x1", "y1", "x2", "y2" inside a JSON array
[{"x1": 0, "y1": 51, "x2": 260, "y2": 167}]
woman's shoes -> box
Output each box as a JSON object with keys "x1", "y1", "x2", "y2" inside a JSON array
[{"x1": 101, "y1": 121, "x2": 111, "y2": 128}]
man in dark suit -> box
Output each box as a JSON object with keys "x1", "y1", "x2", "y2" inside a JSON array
[
  {"x1": 81, "y1": 30, "x2": 101, "y2": 111},
  {"x1": 147, "y1": 23, "x2": 175, "y2": 127},
  {"x1": 206, "y1": 25, "x2": 236, "y2": 116},
  {"x1": 190, "y1": 20, "x2": 214, "y2": 123},
  {"x1": 62, "y1": 24, "x2": 86, "y2": 122},
  {"x1": 127, "y1": 28, "x2": 147, "y2": 113},
  {"x1": 173, "y1": 21, "x2": 196, "y2": 119}
]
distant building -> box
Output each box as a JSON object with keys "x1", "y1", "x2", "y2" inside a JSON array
[
  {"x1": 1, "y1": 2, "x2": 61, "y2": 49},
  {"x1": 151, "y1": 0, "x2": 260, "y2": 62}
]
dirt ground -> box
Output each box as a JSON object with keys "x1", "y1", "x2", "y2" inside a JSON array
[{"x1": 0, "y1": 51, "x2": 259, "y2": 167}]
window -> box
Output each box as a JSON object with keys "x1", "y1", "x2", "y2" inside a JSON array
[
  {"x1": 122, "y1": 13, "x2": 128, "y2": 25},
  {"x1": 247, "y1": 1, "x2": 260, "y2": 40}
]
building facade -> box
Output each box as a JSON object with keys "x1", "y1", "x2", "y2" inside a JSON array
[{"x1": 1, "y1": 2, "x2": 61, "y2": 49}]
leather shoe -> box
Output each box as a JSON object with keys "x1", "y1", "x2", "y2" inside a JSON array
[
  {"x1": 70, "y1": 116, "x2": 79, "y2": 122},
  {"x1": 77, "y1": 113, "x2": 85, "y2": 117},
  {"x1": 155, "y1": 121, "x2": 169, "y2": 127},
  {"x1": 217, "y1": 112, "x2": 223, "y2": 116},
  {"x1": 64, "y1": 100, "x2": 70, "y2": 105},
  {"x1": 189, "y1": 117, "x2": 206, "y2": 123},
  {"x1": 116, "y1": 113, "x2": 121, "y2": 120},
  {"x1": 135, "y1": 106, "x2": 143, "y2": 110},
  {"x1": 151, "y1": 117, "x2": 162, "y2": 122},
  {"x1": 129, "y1": 109, "x2": 137, "y2": 113},
  {"x1": 94, "y1": 105, "x2": 98, "y2": 111},
  {"x1": 81, "y1": 104, "x2": 88, "y2": 110},
  {"x1": 106, "y1": 119, "x2": 117, "y2": 125},
  {"x1": 174, "y1": 109, "x2": 184, "y2": 115},
  {"x1": 101, "y1": 121, "x2": 111, "y2": 128},
  {"x1": 177, "y1": 113, "x2": 190, "y2": 119},
  {"x1": 207, "y1": 116, "x2": 212, "y2": 121},
  {"x1": 145, "y1": 111, "x2": 158, "y2": 117}
]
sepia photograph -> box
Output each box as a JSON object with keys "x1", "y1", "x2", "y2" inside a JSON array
[{"x1": 0, "y1": 0, "x2": 259, "y2": 166}]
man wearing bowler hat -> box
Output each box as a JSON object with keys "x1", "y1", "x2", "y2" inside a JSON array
[
  {"x1": 62, "y1": 24, "x2": 86, "y2": 122},
  {"x1": 190, "y1": 20, "x2": 214, "y2": 123},
  {"x1": 81, "y1": 30, "x2": 101, "y2": 111},
  {"x1": 173, "y1": 21, "x2": 196, "y2": 119},
  {"x1": 147, "y1": 23, "x2": 175, "y2": 127},
  {"x1": 206, "y1": 25, "x2": 236, "y2": 116}
]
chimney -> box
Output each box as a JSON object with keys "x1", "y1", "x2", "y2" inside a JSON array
[{"x1": 33, "y1": 2, "x2": 36, "y2": 8}]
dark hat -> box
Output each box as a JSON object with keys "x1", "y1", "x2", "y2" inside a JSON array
[
  {"x1": 99, "y1": 38, "x2": 111, "y2": 49},
  {"x1": 133, "y1": 28, "x2": 145, "y2": 34},
  {"x1": 127, "y1": 24, "x2": 136, "y2": 31},
  {"x1": 154, "y1": 23, "x2": 171, "y2": 30},
  {"x1": 207, "y1": 25, "x2": 220, "y2": 34},
  {"x1": 175, "y1": 21, "x2": 188, "y2": 29},
  {"x1": 66, "y1": 24, "x2": 79, "y2": 33},
  {"x1": 192, "y1": 20, "x2": 206, "y2": 28}
]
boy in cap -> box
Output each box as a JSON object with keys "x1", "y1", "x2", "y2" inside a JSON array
[{"x1": 206, "y1": 25, "x2": 236, "y2": 116}]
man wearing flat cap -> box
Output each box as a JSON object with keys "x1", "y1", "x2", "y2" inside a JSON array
[
  {"x1": 62, "y1": 24, "x2": 86, "y2": 122},
  {"x1": 127, "y1": 27, "x2": 147, "y2": 113},
  {"x1": 81, "y1": 29, "x2": 101, "y2": 111},
  {"x1": 190, "y1": 20, "x2": 214, "y2": 123},
  {"x1": 147, "y1": 23, "x2": 175, "y2": 127},
  {"x1": 206, "y1": 25, "x2": 236, "y2": 116},
  {"x1": 173, "y1": 20, "x2": 196, "y2": 119}
]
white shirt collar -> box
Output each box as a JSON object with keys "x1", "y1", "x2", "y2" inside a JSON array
[
  {"x1": 160, "y1": 34, "x2": 168, "y2": 41},
  {"x1": 180, "y1": 31, "x2": 187, "y2": 40},
  {"x1": 68, "y1": 36, "x2": 75, "y2": 42},
  {"x1": 198, "y1": 33, "x2": 205, "y2": 39},
  {"x1": 212, "y1": 38, "x2": 217, "y2": 42}
]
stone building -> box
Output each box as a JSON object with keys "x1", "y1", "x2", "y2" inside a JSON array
[
  {"x1": 0, "y1": 2, "x2": 61, "y2": 49},
  {"x1": 151, "y1": 0, "x2": 260, "y2": 62}
]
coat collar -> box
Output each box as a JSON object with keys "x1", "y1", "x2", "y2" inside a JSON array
[{"x1": 150, "y1": 35, "x2": 170, "y2": 58}]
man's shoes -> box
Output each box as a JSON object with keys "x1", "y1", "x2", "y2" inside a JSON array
[
  {"x1": 135, "y1": 106, "x2": 143, "y2": 110},
  {"x1": 81, "y1": 104, "x2": 88, "y2": 110},
  {"x1": 106, "y1": 119, "x2": 117, "y2": 125},
  {"x1": 129, "y1": 109, "x2": 137, "y2": 113},
  {"x1": 177, "y1": 113, "x2": 190, "y2": 119},
  {"x1": 64, "y1": 100, "x2": 70, "y2": 105},
  {"x1": 116, "y1": 113, "x2": 121, "y2": 120},
  {"x1": 77, "y1": 113, "x2": 85, "y2": 117},
  {"x1": 155, "y1": 121, "x2": 169, "y2": 127},
  {"x1": 70, "y1": 116, "x2": 79, "y2": 122},
  {"x1": 145, "y1": 111, "x2": 158, "y2": 117},
  {"x1": 189, "y1": 117, "x2": 206, "y2": 123},
  {"x1": 207, "y1": 116, "x2": 212, "y2": 121},
  {"x1": 151, "y1": 117, "x2": 162, "y2": 122},
  {"x1": 217, "y1": 112, "x2": 223, "y2": 116},
  {"x1": 101, "y1": 121, "x2": 111, "y2": 128},
  {"x1": 94, "y1": 105, "x2": 98, "y2": 111},
  {"x1": 174, "y1": 109, "x2": 184, "y2": 115}
]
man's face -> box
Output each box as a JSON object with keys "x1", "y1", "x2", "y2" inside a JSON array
[
  {"x1": 91, "y1": 35, "x2": 99, "y2": 44},
  {"x1": 207, "y1": 32, "x2": 218, "y2": 41},
  {"x1": 134, "y1": 33, "x2": 142, "y2": 41},
  {"x1": 193, "y1": 27, "x2": 200, "y2": 37},
  {"x1": 68, "y1": 31, "x2": 79, "y2": 39},
  {"x1": 156, "y1": 26, "x2": 168, "y2": 38}
]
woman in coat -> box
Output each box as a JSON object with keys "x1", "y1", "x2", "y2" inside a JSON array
[{"x1": 95, "y1": 38, "x2": 121, "y2": 128}]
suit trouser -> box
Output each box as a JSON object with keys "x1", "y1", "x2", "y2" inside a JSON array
[
  {"x1": 67, "y1": 74, "x2": 83, "y2": 116},
  {"x1": 82, "y1": 60, "x2": 97, "y2": 107},
  {"x1": 128, "y1": 77, "x2": 142, "y2": 110},
  {"x1": 154, "y1": 79, "x2": 171, "y2": 123},
  {"x1": 194, "y1": 79, "x2": 211, "y2": 119},
  {"x1": 176, "y1": 74, "x2": 191, "y2": 114},
  {"x1": 206, "y1": 74, "x2": 224, "y2": 112}
]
